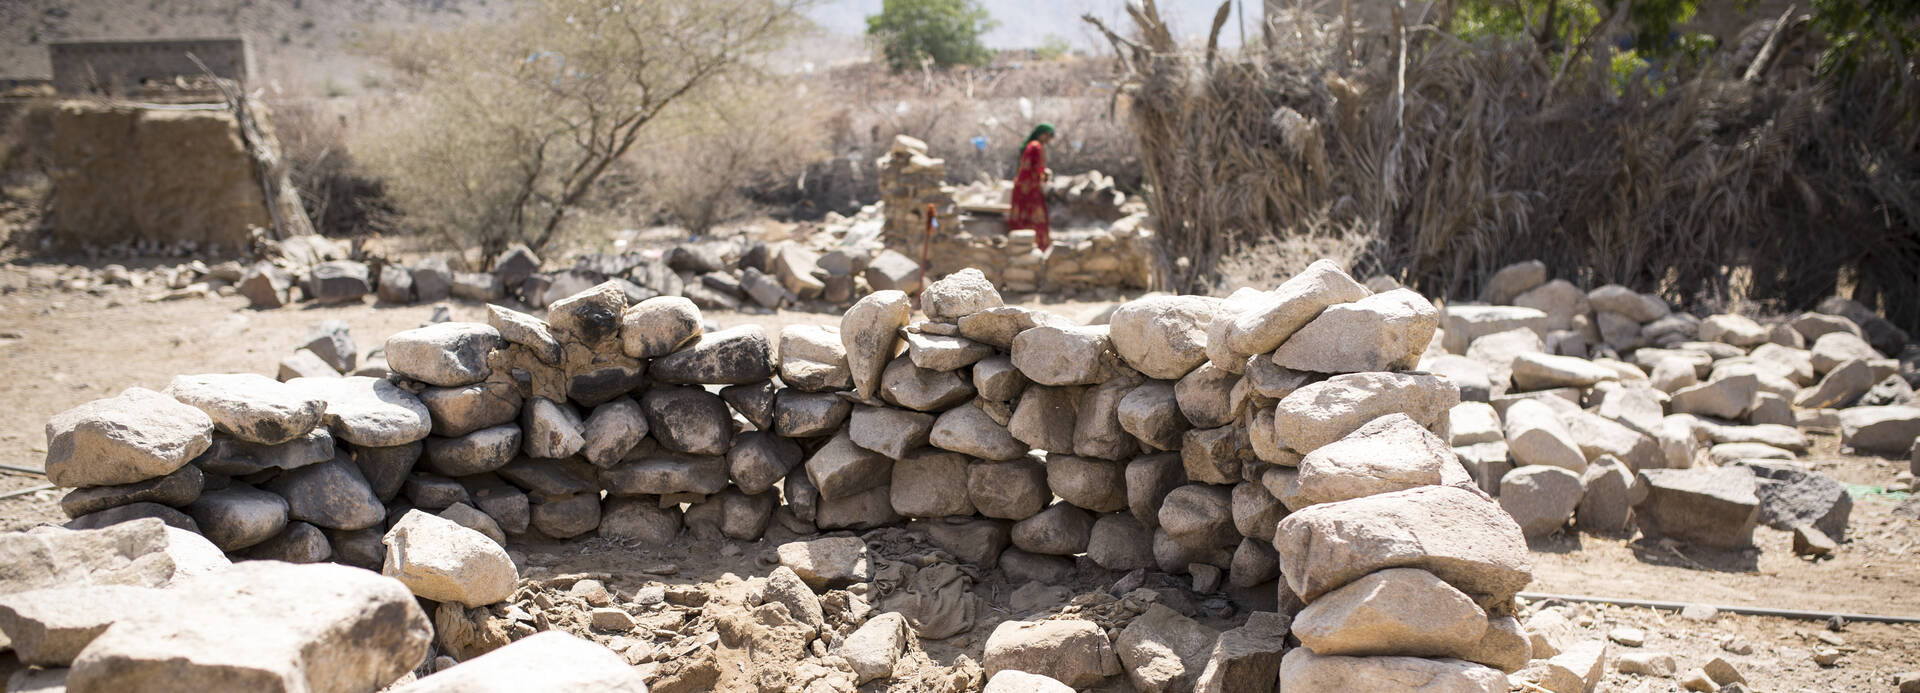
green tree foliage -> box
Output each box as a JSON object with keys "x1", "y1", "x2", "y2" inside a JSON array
[
  {"x1": 1451, "y1": 0, "x2": 1698, "y2": 57},
  {"x1": 354, "y1": 0, "x2": 809, "y2": 257},
  {"x1": 865, "y1": 0, "x2": 998, "y2": 71},
  {"x1": 1811, "y1": 0, "x2": 1920, "y2": 76}
]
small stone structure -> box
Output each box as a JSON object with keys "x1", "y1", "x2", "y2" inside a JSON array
[
  {"x1": 50, "y1": 37, "x2": 253, "y2": 96},
  {"x1": 875, "y1": 136, "x2": 1161, "y2": 293}
]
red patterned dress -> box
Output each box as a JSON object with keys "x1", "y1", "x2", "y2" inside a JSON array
[{"x1": 1007, "y1": 140, "x2": 1051, "y2": 251}]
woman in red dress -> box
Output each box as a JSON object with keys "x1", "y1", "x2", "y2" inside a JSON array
[{"x1": 1007, "y1": 122, "x2": 1055, "y2": 251}]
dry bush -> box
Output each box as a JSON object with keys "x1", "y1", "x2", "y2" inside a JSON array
[
  {"x1": 631, "y1": 76, "x2": 832, "y2": 233},
  {"x1": 267, "y1": 98, "x2": 387, "y2": 237},
  {"x1": 1095, "y1": 1, "x2": 1920, "y2": 327},
  {"x1": 350, "y1": 0, "x2": 812, "y2": 261}
]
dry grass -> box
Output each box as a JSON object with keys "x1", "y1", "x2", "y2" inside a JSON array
[{"x1": 1094, "y1": 2, "x2": 1920, "y2": 328}]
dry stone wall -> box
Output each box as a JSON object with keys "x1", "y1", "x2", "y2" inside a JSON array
[{"x1": 30, "y1": 257, "x2": 1920, "y2": 691}]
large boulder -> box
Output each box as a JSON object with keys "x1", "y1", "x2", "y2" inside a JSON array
[
  {"x1": 384, "y1": 323, "x2": 501, "y2": 387},
  {"x1": 1634, "y1": 467, "x2": 1760, "y2": 548},
  {"x1": 1838, "y1": 405, "x2": 1920, "y2": 454},
  {"x1": 1440, "y1": 306, "x2": 1549, "y2": 355},
  {"x1": 921, "y1": 268, "x2": 1003, "y2": 320},
  {"x1": 649, "y1": 325, "x2": 775, "y2": 385},
  {"x1": 64, "y1": 562, "x2": 430, "y2": 693},
  {"x1": 1114, "y1": 604, "x2": 1220, "y2": 693},
  {"x1": 1011, "y1": 325, "x2": 1125, "y2": 386},
  {"x1": 0, "y1": 519, "x2": 176, "y2": 593},
  {"x1": 382, "y1": 510, "x2": 519, "y2": 607},
  {"x1": 390, "y1": 632, "x2": 646, "y2": 692},
  {"x1": 1498, "y1": 465, "x2": 1583, "y2": 538},
  {"x1": 982, "y1": 619, "x2": 1122, "y2": 689},
  {"x1": 1109, "y1": 296, "x2": 1219, "y2": 379},
  {"x1": 1274, "y1": 485, "x2": 1531, "y2": 605},
  {"x1": 45, "y1": 388, "x2": 213, "y2": 488},
  {"x1": 1270, "y1": 289, "x2": 1437, "y2": 374},
  {"x1": 1289, "y1": 414, "x2": 1451, "y2": 510},
  {"x1": 1292, "y1": 567, "x2": 1490, "y2": 659},
  {"x1": 1503, "y1": 399, "x2": 1586, "y2": 472}
]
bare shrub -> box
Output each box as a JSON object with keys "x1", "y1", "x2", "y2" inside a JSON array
[{"x1": 351, "y1": 0, "x2": 812, "y2": 262}]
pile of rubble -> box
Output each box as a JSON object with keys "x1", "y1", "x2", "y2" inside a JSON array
[
  {"x1": 13, "y1": 258, "x2": 1920, "y2": 691},
  {"x1": 1426, "y1": 259, "x2": 1916, "y2": 557}
]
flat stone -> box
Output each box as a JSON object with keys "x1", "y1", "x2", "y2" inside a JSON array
[
  {"x1": 59, "y1": 465, "x2": 202, "y2": 519},
  {"x1": 1441, "y1": 305, "x2": 1549, "y2": 355},
  {"x1": 1293, "y1": 567, "x2": 1489, "y2": 659},
  {"x1": 1511, "y1": 352, "x2": 1620, "y2": 391},
  {"x1": 1839, "y1": 405, "x2": 1920, "y2": 454},
  {"x1": 164, "y1": 374, "x2": 325, "y2": 446},
  {"x1": 650, "y1": 325, "x2": 774, "y2": 384},
  {"x1": 284, "y1": 376, "x2": 432, "y2": 448},
  {"x1": 0, "y1": 584, "x2": 164, "y2": 666},
  {"x1": 773, "y1": 390, "x2": 853, "y2": 438},
  {"x1": 45, "y1": 388, "x2": 213, "y2": 489},
  {"x1": 390, "y1": 631, "x2": 646, "y2": 692},
  {"x1": 1635, "y1": 467, "x2": 1760, "y2": 548},
  {"x1": 1274, "y1": 485, "x2": 1531, "y2": 605},
  {"x1": 1279, "y1": 648, "x2": 1504, "y2": 692},
  {"x1": 880, "y1": 356, "x2": 975, "y2": 411},
  {"x1": 959, "y1": 306, "x2": 1073, "y2": 350},
  {"x1": 930, "y1": 402, "x2": 1027, "y2": 461},
  {"x1": 418, "y1": 382, "x2": 522, "y2": 438},
  {"x1": 599, "y1": 453, "x2": 728, "y2": 496},
  {"x1": 775, "y1": 537, "x2": 870, "y2": 590},
  {"x1": 66, "y1": 562, "x2": 429, "y2": 693},
  {"x1": 1274, "y1": 372, "x2": 1459, "y2": 453},
  {"x1": 778, "y1": 324, "x2": 851, "y2": 392}
]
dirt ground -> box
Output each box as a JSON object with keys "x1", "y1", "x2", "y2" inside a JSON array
[{"x1": 2, "y1": 260, "x2": 1917, "y2": 691}]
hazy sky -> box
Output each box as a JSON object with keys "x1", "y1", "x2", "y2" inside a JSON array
[{"x1": 806, "y1": 0, "x2": 1258, "y2": 51}]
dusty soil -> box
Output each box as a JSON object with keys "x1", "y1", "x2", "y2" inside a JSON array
[{"x1": 2, "y1": 260, "x2": 1917, "y2": 691}]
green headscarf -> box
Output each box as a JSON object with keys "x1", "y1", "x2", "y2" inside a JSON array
[{"x1": 1023, "y1": 122, "x2": 1056, "y2": 147}]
